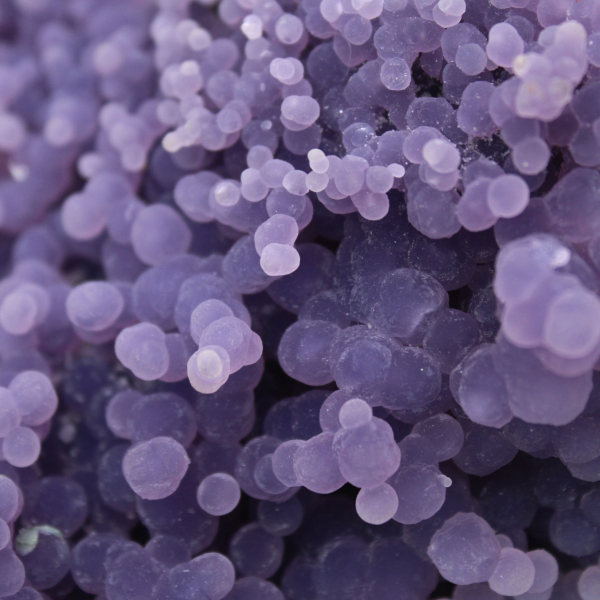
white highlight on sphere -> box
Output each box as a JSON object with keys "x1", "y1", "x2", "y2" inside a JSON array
[
  {"x1": 162, "y1": 131, "x2": 183, "y2": 153},
  {"x1": 196, "y1": 348, "x2": 225, "y2": 378},
  {"x1": 241, "y1": 15, "x2": 263, "y2": 40},
  {"x1": 213, "y1": 181, "x2": 241, "y2": 207},
  {"x1": 187, "y1": 345, "x2": 231, "y2": 393}
]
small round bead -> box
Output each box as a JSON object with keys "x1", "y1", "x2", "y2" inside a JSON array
[
  {"x1": 380, "y1": 58, "x2": 411, "y2": 91},
  {"x1": 123, "y1": 437, "x2": 190, "y2": 500},
  {"x1": 187, "y1": 346, "x2": 231, "y2": 394},
  {"x1": 338, "y1": 399, "x2": 373, "y2": 429},
  {"x1": 260, "y1": 244, "x2": 301, "y2": 276},
  {"x1": 2, "y1": 427, "x2": 41, "y2": 468},
  {"x1": 355, "y1": 483, "x2": 398, "y2": 525},
  {"x1": 196, "y1": 473, "x2": 241, "y2": 516}
]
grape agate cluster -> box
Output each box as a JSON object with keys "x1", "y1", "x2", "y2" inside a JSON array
[{"x1": 1, "y1": 0, "x2": 600, "y2": 598}]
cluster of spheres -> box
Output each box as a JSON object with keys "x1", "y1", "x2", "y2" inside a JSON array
[{"x1": 2, "y1": 0, "x2": 600, "y2": 598}]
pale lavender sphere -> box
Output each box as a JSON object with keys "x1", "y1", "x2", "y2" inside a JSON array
[
  {"x1": 0, "y1": 548, "x2": 25, "y2": 597},
  {"x1": 0, "y1": 284, "x2": 48, "y2": 336},
  {"x1": 131, "y1": 205, "x2": 192, "y2": 266},
  {"x1": 351, "y1": 189, "x2": 390, "y2": 221},
  {"x1": 486, "y1": 22, "x2": 524, "y2": 68},
  {"x1": 389, "y1": 464, "x2": 448, "y2": 525},
  {"x1": 512, "y1": 138, "x2": 550, "y2": 176},
  {"x1": 105, "y1": 390, "x2": 143, "y2": 440},
  {"x1": 260, "y1": 244, "x2": 301, "y2": 276},
  {"x1": 488, "y1": 548, "x2": 535, "y2": 596},
  {"x1": 457, "y1": 83, "x2": 497, "y2": 138},
  {"x1": 212, "y1": 180, "x2": 241, "y2": 207},
  {"x1": 187, "y1": 345, "x2": 231, "y2": 394},
  {"x1": 254, "y1": 215, "x2": 299, "y2": 256},
  {"x1": 115, "y1": 322, "x2": 170, "y2": 381},
  {"x1": 428, "y1": 513, "x2": 501, "y2": 585},
  {"x1": 275, "y1": 14, "x2": 304, "y2": 44},
  {"x1": 188, "y1": 553, "x2": 236, "y2": 600},
  {"x1": 334, "y1": 418, "x2": 401, "y2": 489},
  {"x1": 8, "y1": 371, "x2": 58, "y2": 427},
  {"x1": 293, "y1": 433, "x2": 345, "y2": 494},
  {"x1": 272, "y1": 440, "x2": 305, "y2": 488},
  {"x1": 61, "y1": 193, "x2": 108, "y2": 241},
  {"x1": 2, "y1": 426, "x2": 41, "y2": 468},
  {"x1": 365, "y1": 166, "x2": 394, "y2": 194},
  {"x1": 190, "y1": 300, "x2": 235, "y2": 345},
  {"x1": 338, "y1": 398, "x2": 373, "y2": 430},
  {"x1": 380, "y1": 58, "x2": 411, "y2": 91},
  {"x1": 2, "y1": 0, "x2": 600, "y2": 593},
  {"x1": 197, "y1": 473, "x2": 241, "y2": 516},
  {"x1": 66, "y1": 281, "x2": 124, "y2": 332},
  {"x1": 281, "y1": 96, "x2": 320, "y2": 127},
  {"x1": 579, "y1": 566, "x2": 600, "y2": 600},
  {"x1": 247, "y1": 146, "x2": 274, "y2": 169},
  {"x1": 542, "y1": 288, "x2": 600, "y2": 360},
  {"x1": 423, "y1": 138, "x2": 460, "y2": 174},
  {"x1": 355, "y1": 483, "x2": 398, "y2": 525},
  {"x1": 198, "y1": 317, "x2": 260, "y2": 373},
  {"x1": 487, "y1": 174, "x2": 530, "y2": 218},
  {"x1": 456, "y1": 43, "x2": 487, "y2": 76},
  {"x1": 527, "y1": 550, "x2": 558, "y2": 594},
  {"x1": 123, "y1": 436, "x2": 190, "y2": 500}
]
